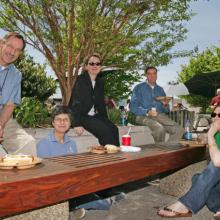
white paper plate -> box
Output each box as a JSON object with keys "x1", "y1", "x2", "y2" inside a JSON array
[{"x1": 120, "y1": 146, "x2": 141, "y2": 152}]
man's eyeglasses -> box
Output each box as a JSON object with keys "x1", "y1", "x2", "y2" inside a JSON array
[
  {"x1": 88, "y1": 62, "x2": 101, "y2": 66},
  {"x1": 211, "y1": 112, "x2": 220, "y2": 118},
  {"x1": 54, "y1": 118, "x2": 70, "y2": 123}
]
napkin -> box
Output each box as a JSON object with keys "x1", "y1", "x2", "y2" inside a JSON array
[{"x1": 120, "y1": 146, "x2": 141, "y2": 152}]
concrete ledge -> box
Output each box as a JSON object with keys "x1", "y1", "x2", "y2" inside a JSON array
[
  {"x1": 159, "y1": 160, "x2": 207, "y2": 197},
  {"x1": 3, "y1": 201, "x2": 69, "y2": 220},
  {"x1": 25, "y1": 125, "x2": 155, "y2": 153}
]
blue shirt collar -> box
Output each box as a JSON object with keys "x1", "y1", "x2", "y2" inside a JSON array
[
  {"x1": 0, "y1": 64, "x2": 14, "y2": 72},
  {"x1": 49, "y1": 130, "x2": 71, "y2": 144}
]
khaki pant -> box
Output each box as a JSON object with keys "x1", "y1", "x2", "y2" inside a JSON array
[
  {"x1": 135, "y1": 113, "x2": 184, "y2": 143},
  {"x1": 0, "y1": 118, "x2": 37, "y2": 156}
]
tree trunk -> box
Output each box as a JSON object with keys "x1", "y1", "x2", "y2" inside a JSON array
[{"x1": 59, "y1": 80, "x2": 74, "y2": 105}]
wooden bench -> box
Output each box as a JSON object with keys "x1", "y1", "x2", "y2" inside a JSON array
[{"x1": 0, "y1": 144, "x2": 206, "y2": 219}]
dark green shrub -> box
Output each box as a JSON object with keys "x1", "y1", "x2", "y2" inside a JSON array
[
  {"x1": 107, "y1": 108, "x2": 121, "y2": 125},
  {"x1": 127, "y1": 111, "x2": 136, "y2": 125},
  {"x1": 14, "y1": 97, "x2": 49, "y2": 127},
  {"x1": 15, "y1": 53, "x2": 57, "y2": 102},
  {"x1": 107, "y1": 108, "x2": 135, "y2": 125}
]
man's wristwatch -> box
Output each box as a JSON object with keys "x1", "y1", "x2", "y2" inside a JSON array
[{"x1": 146, "y1": 110, "x2": 149, "y2": 116}]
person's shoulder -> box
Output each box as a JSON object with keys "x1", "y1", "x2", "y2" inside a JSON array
[
  {"x1": 133, "y1": 82, "x2": 146, "y2": 89},
  {"x1": 8, "y1": 64, "x2": 22, "y2": 78},
  {"x1": 37, "y1": 134, "x2": 51, "y2": 147},
  {"x1": 75, "y1": 72, "x2": 90, "y2": 84},
  {"x1": 78, "y1": 72, "x2": 89, "y2": 80},
  {"x1": 64, "y1": 133, "x2": 75, "y2": 142},
  {"x1": 96, "y1": 76, "x2": 104, "y2": 86},
  {"x1": 69, "y1": 138, "x2": 77, "y2": 145},
  {"x1": 155, "y1": 84, "x2": 164, "y2": 90}
]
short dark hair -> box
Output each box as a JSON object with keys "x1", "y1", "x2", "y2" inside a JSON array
[
  {"x1": 145, "y1": 66, "x2": 157, "y2": 74},
  {"x1": 3, "y1": 32, "x2": 26, "y2": 50},
  {"x1": 51, "y1": 105, "x2": 72, "y2": 122}
]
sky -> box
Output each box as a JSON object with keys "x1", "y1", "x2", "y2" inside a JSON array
[
  {"x1": 157, "y1": 0, "x2": 220, "y2": 87},
  {"x1": 0, "y1": 0, "x2": 219, "y2": 90}
]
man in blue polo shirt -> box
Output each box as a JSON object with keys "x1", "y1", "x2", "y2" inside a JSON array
[
  {"x1": 0, "y1": 32, "x2": 36, "y2": 156},
  {"x1": 130, "y1": 66, "x2": 184, "y2": 144}
]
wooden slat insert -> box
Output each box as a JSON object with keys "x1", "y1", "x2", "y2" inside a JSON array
[
  {"x1": 0, "y1": 144, "x2": 206, "y2": 218},
  {"x1": 47, "y1": 153, "x2": 126, "y2": 168}
]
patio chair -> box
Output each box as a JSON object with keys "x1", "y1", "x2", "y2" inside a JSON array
[{"x1": 192, "y1": 114, "x2": 212, "y2": 137}]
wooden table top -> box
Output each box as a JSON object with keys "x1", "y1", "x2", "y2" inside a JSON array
[{"x1": 0, "y1": 144, "x2": 206, "y2": 218}]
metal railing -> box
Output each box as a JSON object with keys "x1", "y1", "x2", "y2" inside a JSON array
[{"x1": 168, "y1": 110, "x2": 195, "y2": 128}]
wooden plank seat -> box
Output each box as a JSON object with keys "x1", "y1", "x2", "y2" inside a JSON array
[{"x1": 0, "y1": 144, "x2": 206, "y2": 218}]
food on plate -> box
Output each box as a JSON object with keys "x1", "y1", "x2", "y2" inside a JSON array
[
  {"x1": 90, "y1": 145, "x2": 106, "y2": 154},
  {"x1": 105, "y1": 144, "x2": 120, "y2": 153},
  {"x1": 155, "y1": 96, "x2": 172, "y2": 102},
  {"x1": 0, "y1": 154, "x2": 34, "y2": 166}
]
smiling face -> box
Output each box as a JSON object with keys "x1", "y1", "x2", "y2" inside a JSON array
[
  {"x1": 85, "y1": 56, "x2": 102, "y2": 77},
  {"x1": 52, "y1": 113, "x2": 71, "y2": 134},
  {"x1": 0, "y1": 36, "x2": 24, "y2": 66}
]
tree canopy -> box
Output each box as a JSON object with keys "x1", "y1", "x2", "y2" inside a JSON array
[
  {"x1": 15, "y1": 53, "x2": 57, "y2": 102},
  {"x1": 0, "y1": 0, "x2": 194, "y2": 104},
  {"x1": 178, "y1": 46, "x2": 220, "y2": 112}
]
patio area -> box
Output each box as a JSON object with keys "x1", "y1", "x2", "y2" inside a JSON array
[{"x1": 69, "y1": 178, "x2": 213, "y2": 220}]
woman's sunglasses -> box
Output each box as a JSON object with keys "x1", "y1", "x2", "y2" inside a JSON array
[
  {"x1": 88, "y1": 62, "x2": 101, "y2": 66},
  {"x1": 211, "y1": 112, "x2": 220, "y2": 118}
]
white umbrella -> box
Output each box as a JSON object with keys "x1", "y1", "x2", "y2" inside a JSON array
[{"x1": 165, "y1": 82, "x2": 189, "y2": 97}]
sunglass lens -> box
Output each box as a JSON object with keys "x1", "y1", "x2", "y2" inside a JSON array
[
  {"x1": 211, "y1": 113, "x2": 220, "y2": 118},
  {"x1": 88, "y1": 62, "x2": 101, "y2": 66},
  {"x1": 211, "y1": 113, "x2": 216, "y2": 118}
]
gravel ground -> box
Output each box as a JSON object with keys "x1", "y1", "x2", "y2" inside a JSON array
[{"x1": 69, "y1": 178, "x2": 213, "y2": 220}]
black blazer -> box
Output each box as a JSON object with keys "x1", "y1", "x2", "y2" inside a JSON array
[{"x1": 68, "y1": 72, "x2": 108, "y2": 127}]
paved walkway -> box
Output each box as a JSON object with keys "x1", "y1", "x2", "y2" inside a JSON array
[{"x1": 70, "y1": 178, "x2": 213, "y2": 220}]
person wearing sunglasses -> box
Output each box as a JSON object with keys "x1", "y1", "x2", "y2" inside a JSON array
[
  {"x1": 157, "y1": 105, "x2": 220, "y2": 219},
  {"x1": 68, "y1": 53, "x2": 119, "y2": 147},
  {"x1": 210, "y1": 88, "x2": 220, "y2": 110}
]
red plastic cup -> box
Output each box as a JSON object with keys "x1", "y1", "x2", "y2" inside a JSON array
[{"x1": 122, "y1": 135, "x2": 131, "y2": 146}]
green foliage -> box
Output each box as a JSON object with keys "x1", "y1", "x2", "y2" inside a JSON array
[
  {"x1": 107, "y1": 108, "x2": 135, "y2": 125},
  {"x1": 15, "y1": 54, "x2": 57, "y2": 102},
  {"x1": 107, "y1": 108, "x2": 121, "y2": 125},
  {"x1": 178, "y1": 47, "x2": 220, "y2": 112},
  {"x1": 102, "y1": 70, "x2": 141, "y2": 101},
  {"x1": 14, "y1": 97, "x2": 49, "y2": 128},
  {"x1": 0, "y1": 0, "x2": 194, "y2": 104},
  {"x1": 127, "y1": 111, "x2": 136, "y2": 125}
]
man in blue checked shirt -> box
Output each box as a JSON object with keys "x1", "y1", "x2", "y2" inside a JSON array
[
  {"x1": 0, "y1": 32, "x2": 36, "y2": 156},
  {"x1": 130, "y1": 66, "x2": 184, "y2": 144}
]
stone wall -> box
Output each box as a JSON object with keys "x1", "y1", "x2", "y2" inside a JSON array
[{"x1": 25, "y1": 125, "x2": 155, "y2": 153}]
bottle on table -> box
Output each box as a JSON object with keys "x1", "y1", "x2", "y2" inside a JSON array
[
  {"x1": 120, "y1": 107, "x2": 127, "y2": 126},
  {"x1": 184, "y1": 119, "x2": 192, "y2": 140}
]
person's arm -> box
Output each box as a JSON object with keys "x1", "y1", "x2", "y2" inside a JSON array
[
  {"x1": 160, "y1": 88, "x2": 170, "y2": 113},
  {"x1": 0, "y1": 103, "x2": 15, "y2": 138},
  {"x1": 130, "y1": 86, "x2": 148, "y2": 116},
  {"x1": 68, "y1": 78, "x2": 84, "y2": 127},
  {"x1": 74, "y1": 126, "x2": 85, "y2": 136},
  {"x1": 208, "y1": 121, "x2": 220, "y2": 167},
  {"x1": 95, "y1": 79, "x2": 108, "y2": 118}
]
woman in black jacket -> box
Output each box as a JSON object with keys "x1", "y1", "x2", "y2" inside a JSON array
[{"x1": 68, "y1": 53, "x2": 119, "y2": 146}]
